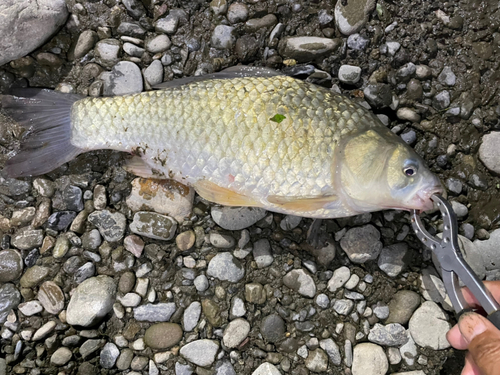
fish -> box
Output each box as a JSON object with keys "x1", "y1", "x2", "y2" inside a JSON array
[{"x1": 1, "y1": 66, "x2": 443, "y2": 219}]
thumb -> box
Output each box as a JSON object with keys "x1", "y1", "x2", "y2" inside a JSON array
[{"x1": 458, "y1": 312, "x2": 500, "y2": 375}]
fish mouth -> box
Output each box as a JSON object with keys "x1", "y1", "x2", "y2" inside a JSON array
[{"x1": 407, "y1": 184, "x2": 446, "y2": 212}]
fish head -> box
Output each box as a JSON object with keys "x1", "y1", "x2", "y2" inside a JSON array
[{"x1": 338, "y1": 128, "x2": 444, "y2": 213}]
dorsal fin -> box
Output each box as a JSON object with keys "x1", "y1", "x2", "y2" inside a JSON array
[{"x1": 153, "y1": 66, "x2": 284, "y2": 89}]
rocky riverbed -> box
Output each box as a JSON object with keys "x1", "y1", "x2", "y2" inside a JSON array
[{"x1": 0, "y1": 0, "x2": 499, "y2": 374}]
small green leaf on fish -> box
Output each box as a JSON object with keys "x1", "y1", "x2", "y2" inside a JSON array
[{"x1": 270, "y1": 114, "x2": 286, "y2": 123}]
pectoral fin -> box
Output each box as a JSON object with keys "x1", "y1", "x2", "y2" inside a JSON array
[
  {"x1": 267, "y1": 194, "x2": 338, "y2": 212},
  {"x1": 193, "y1": 180, "x2": 261, "y2": 207},
  {"x1": 123, "y1": 156, "x2": 160, "y2": 178}
]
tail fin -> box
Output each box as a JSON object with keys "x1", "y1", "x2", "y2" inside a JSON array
[{"x1": 1, "y1": 89, "x2": 85, "y2": 178}]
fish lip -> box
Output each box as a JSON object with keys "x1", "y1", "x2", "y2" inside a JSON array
[{"x1": 408, "y1": 185, "x2": 446, "y2": 211}]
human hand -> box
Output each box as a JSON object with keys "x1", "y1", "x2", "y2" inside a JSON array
[{"x1": 446, "y1": 281, "x2": 500, "y2": 375}]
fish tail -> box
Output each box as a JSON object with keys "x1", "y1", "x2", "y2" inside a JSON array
[{"x1": 1, "y1": 89, "x2": 85, "y2": 178}]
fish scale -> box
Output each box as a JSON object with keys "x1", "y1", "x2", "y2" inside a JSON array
[{"x1": 71, "y1": 76, "x2": 371, "y2": 208}]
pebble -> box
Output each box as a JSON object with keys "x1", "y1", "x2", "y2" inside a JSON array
[
  {"x1": 351, "y1": 343, "x2": 388, "y2": 375},
  {"x1": 283, "y1": 269, "x2": 316, "y2": 298},
  {"x1": 409, "y1": 301, "x2": 451, "y2": 350},
  {"x1": 338, "y1": 65, "x2": 362, "y2": 84},
  {"x1": 180, "y1": 339, "x2": 219, "y2": 367},
  {"x1": 101, "y1": 61, "x2": 143, "y2": 96},
  {"x1": 95, "y1": 39, "x2": 121, "y2": 68},
  {"x1": 433, "y1": 90, "x2": 451, "y2": 110},
  {"x1": 231, "y1": 297, "x2": 247, "y2": 318},
  {"x1": 20, "y1": 265, "x2": 49, "y2": 288},
  {"x1": 50, "y1": 347, "x2": 72, "y2": 366},
  {"x1": 80, "y1": 339, "x2": 103, "y2": 359},
  {"x1": 183, "y1": 301, "x2": 201, "y2": 332},
  {"x1": 319, "y1": 338, "x2": 341, "y2": 365},
  {"x1": 129, "y1": 212, "x2": 177, "y2": 240},
  {"x1": 11, "y1": 207, "x2": 35, "y2": 226},
  {"x1": 211, "y1": 206, "x2": 267, "y2": 230},
  {"x1": 47, "y1": 211, "x2": 76, "y2": 231},
  {"x1": 223, "y1": 318, "x2": 250, "y2": 348},
  {"x1": 0, "y1": 0, "x2": 68, "y2": 66},
  {"x1": 227, "y1": 3, "x2": 248, "y2": 24},
  {"x1": 399, "y1": 334, "x2": 418, "y2": 366},
  {"x1": 133, "y1": 303, "x2": 176, "y2": 322},
  {"x1": 74, "y1": 30, "x2": 99, "y2": 59},
  {"x1": 100, "y1": 342, "x2": 120, "y2": 368},
  {"x1": 305, "y1": 348, "x2": 329, "y2": 372},
  {"x1": 382, "y1": 41, "x2": 401, "y2": 56},
  {"x1": 479, "y1": 132, "x2": 500, "y2": 174},
  {"x1": 119, "y1": 272, "x2": 136, "y2": 294},
  {"x1": 334, "y1": 0, "x2": 376, "y2": 35},
  {"x1": 315, "y1": 294, "x2": 330, "y2": 309},
  {"x1": 33, "y1": 178, "x2": 55, "y2": 198},
  {"x1": 146, "y1": 35, "x2": 171, "y2": 54},
  {"x1": 33, "y1": 321, "x2": 57, "y2": 341},
  {"x1": 345, "y1": 274, "x2": 360, "y2": 290},
  {"x1": 368, "y1": 323, "x2": 408, "y2": 346},
  {"x1": 396, "y1": 108, "x2": 421, "y2": 122},
  {"x1": 66, "y1": 276, "x2": 117, "y2": 327},
  {"x1": 211, "y1": 25, "x2": 236, "y2": 50},
  {"x1": 210, "y1": 233, "x2": 235, "y2": 248},
  {"x1": 419, "y1": 267, "x2": 452, "y2": 309},
  {"x1": 122, "y1": 0, "x2": 145, "y2": 19},
  {"x1": 118, "y1": 293, "x2": 141, "y2": 307},
  {"x1": 12, "y1": 228, "x2": 43, "y2": 250},
  {"x1": 82, "y1": 229, "x2": 102, "y2": 251},
  {"x1": 446, "y1": 178, "x2": 462, "y2": 195},
  {"x1": 340, "y1": 225, "x2": 382, "y2": 263},
  {"x1": 53, "y1": 235, "x2": 70, "y2": 258},
  {"x1": 124, "y1": 235, "x2": 144, "y2": 257},
  {"x1": 37, "y1": 281, "x2": 65, "y2": 314},
  {"x1": 144, "y1": 323, "x2": 182, "y2": 349},
  {"x1": 260, "y1": 314, "x2": 285, "y2": 343},
  {"x1": 0, "y1": 249, "x2": 23, "y2": 282},
  {"x1": 144, "y1": 60, "x2": 164, "y2": 86},
  {"x1": 363, "y1": 84, "x2": 392, "y2": 108},
  {"x1": 280, "y1": 37, "x2": 341, "y2": 63},
  {"x1": 474, "y1": 229, "x2": 500, "y2": 272},
  {"x1": 88, "y1": 210, "x2": 127, "y2": 242},
  {"x1": 123, "y1": 42, "x2": 144, "y2": 57},
  {"x1": 155, "y1": 14, "x2": 179, "y2": 34},
  {"x1": 194, "y1": 275, "x2": 209, "y2": 292},
  {"x1": 438, "y1": 66, "x2": 456, "y2": 86},
  {"x1": 347, "y1": 33, "x2": 370, "y2": 50},
  {"x1": 245, "y1": 14, "x2": 278, "y2": 32},
  {"x1": 253, "y1": 239, "x2": 273, "y2": 268},
  {"x1": 378, "y1": 243, "x2": 408, "y2": 277},
  {"x1": 245, "y1": 283, "x2": 266, "y2": 304},
  {"x1": 252, "y1": 362, "x2": 281, "y2": 375},
  {"x1": 333, "y1": 299, "x2": 354, "y2": 315},
  {"x1": 19, "y1": 300, "x2": 43, "y2": 316},
  {"x1": 280, "y1": 215, "x2": 302, "y2": 230},
  {"x1": 327, "y1": 266, "x2": 351, "y2": 292},
  {"x1": 207, "y1": 252, "x2": 245, "y2": 282}
]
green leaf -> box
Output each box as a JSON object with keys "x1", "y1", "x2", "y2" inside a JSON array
[{"x1": 270, "y1": 114, "x2": 286, "y2": 123}]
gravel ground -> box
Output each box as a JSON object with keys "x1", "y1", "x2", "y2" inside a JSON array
[{"x1": 0, "y1": 0, "x2": 499, "y2": 374}]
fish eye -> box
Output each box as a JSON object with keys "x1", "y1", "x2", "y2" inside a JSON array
[{"x1": 403, "y1": 166, "x2": 417, "y2": 177}]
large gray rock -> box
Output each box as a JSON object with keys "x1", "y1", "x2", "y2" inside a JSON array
[
  {"x1": 66, "y1": 276, "x2": 117, "y2": 327},
  {"x1": 0, "y1": 0, "x2": 68, "y2": 66},
  {"x1": 408, "y1": 301, "x2": 451, "y2": 350},
  {"x1": 479, "y1": 132, "x2": 500, "y2": 175},
  {"x1": 351, "y1": 343, "x2": 388, "y2": 375}
]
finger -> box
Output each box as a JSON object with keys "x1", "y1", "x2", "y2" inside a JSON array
[
  {"x1": 462, "y1": 353, "x2": 482, "y2": 375},
  {"x1": 447, "y1": 323, "x2": 469, "y2": 350},
  {"x1": 460, "y1": 281, "x2": 500, "y2": 309},
  {"x1": 459, "y1": 312, "x2": 500, "y2": 375}
]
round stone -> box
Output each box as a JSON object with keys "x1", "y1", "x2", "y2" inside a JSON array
[
  {"x1": 207, "y1": 252, "x2": 245, "y2": 283},
  {"x1": 176, "y1": 230, "x2": 196, "y2": 251},
  {"x1": 100, "y1": 342, "x2": 120, "y2": 369},
  {"x1": 227, "y1": 3, "x2": 248, "y2": 23},
  {"x1": 351, "y1": 343, "x2": 388, "y2": 375},
  {"x1": 338, "y1": 65, "x2": 362, "y2": 84},
  {"x1": 211, "y1": 25, "x2": 236, "y2": 50},
  {"x1": 409, "y1": 301, "x2": 451, "y2": 350},
  {"x1": 335, "y1": 0, "x2": 376, "y2": 35},
  {"x1": 180, "y1": 339, "x2": 219, "y2": 367},
  {"x1": 223, "y1": 318, "x2": 250, "y2": 348},
  {"x1": 118, "y1": 271, "x2": 136, "y2": 294},
  {"x1": 20, "y1": 266, "x2": 50, "y2": 288},
  {"x1": 340, "y1": 225, "x2": 382, "y2": 264},
  {"x1": 260, "y1": 314, "x2": 285, "y2": 343},
  {"x1": 0, "y1": 249, "x2": 23, "y2": 282},
  {"x1": 144, "y1": 323, "x2": 183, "y2": 350},
  {"x1": 100, "y1": 61, "x2": 144, "y2": 96},
  {"x1": 50, "y1": 347, "x2": 72, "y2": 366},
  {"x1": 88, "y1": 210, "x2": 127, "y2": 243},
  {"x1": 146, "y1": 34, "x2": 171, "y2": 53},
  {"x1": 129, "y1": 211, "x2": 177, "y2": 240},
  {"x1": 38, "y1": 281, "x2": 65, "y2": 315},
  {"x1": 479, "y1": 132, "x2": 500, "y2": 174}
]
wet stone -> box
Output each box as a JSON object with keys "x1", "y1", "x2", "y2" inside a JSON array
[
  {"x1": 82, "y1": 229, "x2": 102, "y2": 251},
  {"x1": 396, "y1": 108, "x2": 420, "y2": 123},
  {"x1": 95, "y1": 39, "x2": 121, "y2": 68},
  {"x1": 53, "y1": 183, "x2": 83, "y2": 212},
  {"x1": 124, "y1": 235, "x2": 144, "y2": 258},
  {"x1": 347, "y1": 33, "x2": 370, "y2": 50},
  {"x1": 438, "y1": 66, "x2": 456, "y2": 86},
  {"x1": 47, "y1": 211, "x2": 76, "y2": 232},
  {"x1": 66, "y1": 276, "x2": 117, "y2": 327},
  {"x1": 253, "y1": 238, "x2": 273, "y2": 268},
  {"x1": 368, "y1": 323, "x2": 408, "y2": 346},
  {"x1": 20, "y1": 265, "x2": 49, "y2": 288},
  {"x1": 479, "y1": 132, "x2": 500, "y2": 174},
  {"x1": 53, "y1": 235, "x2": 70, "y2": 259},
  {"x1": 119, "y1": 271, "x2": 136, "y2": 294},
  {"x1": 378, "y1": 243, "x2": 408, "y2": 277},
  {"x1": 176, "y1": 230, "x2": 196, "y2": 251},
  {"x1": 194, "y1": 275, "x2": 209, "y2": 292},
  {"x1": 12, "y1": 228, "x2": 43, "y2": 250},
  {"x1": 408, "y1": 301, "x2": 451, "y2": 350},
  {"x1": 333, "y1": 299, "x2": 354, "y2": 315},
  {"x1": 280, "y1": 37, "x2": 341, "y2": 63},
  {"x1": 245, "y1": 14, "x2": 278, "y2": 32},
  {"x1": 223, "y1": 318, "x2": 250, "y2": 348},
  {"x1": 50, "y1": 347, "x2": 72, "y2": 366},
  {"x1": 433, "y1": 90, "x2": 450, "y2": 110},
  {"x1": 338, "y1": 65, "x2": 362, "y2": 84},
  {"x1": 280, "y1": 215, "x2": 302, "y2": 230},
  {"x1": 80, "y1": 339, "x2": 104, "y2": 359},
  {"x1": 101, "y1": 61, "x2": 143, "y2": 96},
  {"x1": 33, "y1": 178, "x2": 55, "y2": 198},
  {"x1": 133, "y1": 303, "x2": 176, "y2": 322},
  {"x1": 117, "y1": 21, "x2": 146, "y2": 38},
  {"x1": 283, "y1": 269, "x2": 316, "y2": 298},
  {"x1": 211, "y1": 206, "x2": 267, "y2": 230},
  {"x1": 207, "y1": 252, "x2": 245, "y2": 282},
  {"x1": 210, "y1": 233, "x2": 235, "y2": 248},
  {"x1": 202, "y1": 299, "x2": 222, "y2": 327},
  {"x1": 144, "y1": 323, "x2": 183, "y2": 350},
  {"x1": 320, "y1": 338, "x2": 341, "y2": 366},
  {"x1": 130, "y1": 211, "x2": 177, "y2": 240},
  {"x1": 100, "y1": 342, "x2": 120, "y2": 369},
  {"x1": 227, "y1": 3, "x2": 248, "y2": 24},
  {"x1": 88, "y1": 210, "x2": 127, "y2": 242},
  {"x1": 305, "y1": 348, "x2": 328, "y2": 373},
  {"x1": 261, "y1": 314, "x2": 285, "y2": 343},
  {"x1": 245, "y1": 283, "x2": 266, "y2": 304},
  {"x1": 19, "y1": 300, "x2": 43, "y2": 316},
  {"x1": 0, "y1": 249, "x2": 23, "y2": 282},
  {"x1": 352, "y1": 343, "x2": 388, "y2": 375},
  {"x1": 180, "y1": 339, "x2": 219, "y2": 367},
  {"x1": 183, "y1": 301, "x2": 201, "y2": 332},
  {"x1": 340, "y1": 225, "x2": 382, "y2": 264},
  {"x1": 155, "y1": 14, "x2": 179, "y2": 34},
  {"x1": 335, "y1": 0, "x2": 376, "y2": 35},
  {"x1": 446, "y1": 178, "x2": 462, "y2": 195},
  {"x1": 75, "y1": 262, "x2": 96, "y2": 283},
  {"x1": 363, "y1": 84, "x2": 392, "y2": 109},
  {"x1": 116, "y1": 348, "x2": 134, "y2": 370},
  {"x1": 327, "y1": 266, "x2": 350, "y2": 292},
  {"x1": 38, "y1": 281, "x2": 65, "y2": 315},
  {"x1": 211, "y1": 25, "x2": 236, "y2": 50}
]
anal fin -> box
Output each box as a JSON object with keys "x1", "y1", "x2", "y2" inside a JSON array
[
  {"x1": 193, "y1": 180, "x2": 261, "y2": 207},
  {"x1": 267, "y1": 194, "x2": 338, "y2": 212}
]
